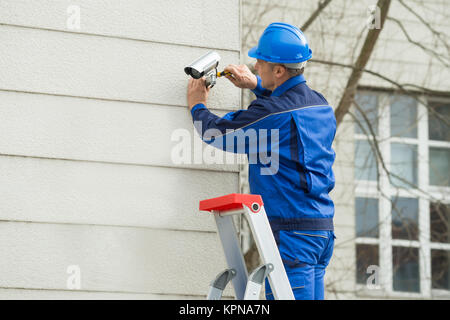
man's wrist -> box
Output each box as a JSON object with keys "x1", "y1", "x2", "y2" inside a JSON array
[
  {"x1": 190, "y1": 103, "x2": 207, "y2": 117},
  {"x1": 251, "y1": 76, "x2": 265, "y2": 95},
  {"x1": 189, "y1": 101, "x2": 206, "y2": 110},
  {"x1": 249, "y1": 75, "x2": 258, "y2": 90}
]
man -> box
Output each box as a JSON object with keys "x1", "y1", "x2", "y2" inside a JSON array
[{"x1": 187, "y1": 22, "x2": 336, "y2": 300}]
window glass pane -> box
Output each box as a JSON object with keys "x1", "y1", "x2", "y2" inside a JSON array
[
  {"x1": 429, "y1": 147, "x2": 450, "y2": 187},
  {"x1": 391, "y1": 197, "x2": 419, "y2": 240},
  {"x1": 392, "y1": 246, "x2": 420, "y2": 293},
  {"x1": 390, "y1": 95, "x2": 417, "y2": 138},
  {"x1": 430, "y1": 203, "x2": 450, "y2": 244},
  {"x1": 431, "y1": 249, "x2": 450, "y2": 290},
  {"x1": 428, "y1": 101, "x2": 450, "y2": 142},
  {"x1": 355, "y1": 93, "x2": 378, "y2": 135},
  {"x1": 355, "y1": 140, "x2": 377, "y2": 181},
  {"x1": 356, "y1": 244, "x2": 379, "y2": 284},
  {"x1": 390, "y1": 143, "x2": 417, "y2": 188},
  {"x1": 355, "y1": 198, "x2": 379, "y2": 238}
]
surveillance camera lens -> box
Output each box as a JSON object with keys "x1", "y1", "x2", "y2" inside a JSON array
[
  {"x1": 184, "y1": 67, "x2": 203, "y2": 79},
  {"x1": 190, "y1": 69, "x2": 203, "y2": 79}
]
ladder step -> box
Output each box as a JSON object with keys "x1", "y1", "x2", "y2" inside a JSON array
[
  {"x1": 207, "y1": 268, "x2": 236, "y2": 300},
  {"x1": 200, "y1": 194, "x2": 294, "y2": 300},
  {"x1": 243, "y1": 264, "x2": 273, "y2": 300},
  {"x1": 199, "y1": 193, "x2": 263, "y2": 213}
]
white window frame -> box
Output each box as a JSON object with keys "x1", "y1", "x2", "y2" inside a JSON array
[{"x1": 354, "y1": 91, "x2": 450, "y2": 299}]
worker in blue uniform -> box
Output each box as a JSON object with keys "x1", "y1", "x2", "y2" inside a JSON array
[{"x1": 186, "y1": 22, "x2": 336, "y2": 300}]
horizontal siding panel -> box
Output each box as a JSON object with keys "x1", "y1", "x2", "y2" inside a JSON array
[
  {"x1": 0, "y1": 90, "x2": 240, "y2": 172},
  {"x1": 361, "y1": 58, "x2": 449, "y2": 91},
  {"x1": 0, "y1": 25, "x2": 240, "y2": 110},
  {"x1": 0, "y1": 221, "x2": 232, "y2": 296},
  {"x1": 330, "y1": 183, "x2": 354, "y2": 208},
  {"x1": 244, "y1": 0, "x2": 450, "y2": 30},
  {"x1": 333, "y1": 204, "x2": 355, "y2": 227},
  {"x1": 0, "y1": 155, "x2": 237, "y2": 231},
  {"x1": 244, "y1": 23, "x2": 448, "y2": 54},
  {"x1": 334, "y1": 224, "x2": 356, "y2": 243},
  {"x1": 0, "y1": 0, "x2": 241, "y2": 301},
  {"x1": 0, "y1": 288, "x2": 205, "y2": 300},
  {"x1": 0, "y1": 0, "x2": 240, "y2": 51}
]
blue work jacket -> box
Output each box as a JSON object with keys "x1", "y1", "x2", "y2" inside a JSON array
[{"x1": 191, "y1": 75, "x2": 336, "y2": 231}]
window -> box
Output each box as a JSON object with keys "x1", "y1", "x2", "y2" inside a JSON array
[
  {"x1": 355, "y1": 93, "x2": 378, "y2": 135},
  {"x1": 390, "y1": 95, "x2": 417, "y2": 138},
  {"x1": 431, "y1": 250, "x2": 450, "y2": 290},
  {"x1": 430, "y1": 203, "x2": 450, "y2": 291},
  {"x1": 390, "y1": 143, "x2": 417, "y2": 188},
  {"x1": 428, "y1": 101, "x2": 450, "y2": 142},
  {"x1": 354, "y1": 91, "x2": 450, "y2": 298},
  {"x1": 391, "y1": 197, "x2": 418, "y2": 241},
  {"x1": 428, "y1": 101, "x2": 450, "y2": 188},
  {"x1": 429, "y1": 148, "x2": 450, "y2": 187},
  {"x1": 356, "y1": 244, "x2": 379, "y2": 284},
  {"x1": 356, "y1": 197, "x2": 379, "y2": 238},
  {"x1": 430, "y1": 203, "x2": 450, "y2": 244},
  {"x1": 355, "y1": 140, "x2": 378, "y2": 181},
  {"x1": 393, "y1": 246, "x2": 420, "y2": 293}
]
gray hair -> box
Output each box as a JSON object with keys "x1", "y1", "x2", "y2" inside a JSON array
[
  {"x1": 282, "y1": 61, "x2": 308, "y2": 69},
  {"x1": 269, "y1": 61, "x2": 307, "y2": 77},
  {"x1": 286, "y1": 67, "x2": 304, "y2": 77}
]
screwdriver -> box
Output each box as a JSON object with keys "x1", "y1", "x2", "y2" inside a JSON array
[{"x1": 217, "y1": 70, "x2": 232, "y2": 77}]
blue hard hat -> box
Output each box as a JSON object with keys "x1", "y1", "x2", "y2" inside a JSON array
[{"x1": 248, "y1": 22, "x2": 312, "y2": 64}]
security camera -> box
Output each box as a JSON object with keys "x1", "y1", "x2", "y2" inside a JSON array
[{"x1": 184, "y1": 51, "x2": 221, "y2": 88}]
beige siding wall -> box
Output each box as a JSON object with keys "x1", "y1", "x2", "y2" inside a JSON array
[{"x1": 0, "y1": 0, "x2": 241, "y2": 299}]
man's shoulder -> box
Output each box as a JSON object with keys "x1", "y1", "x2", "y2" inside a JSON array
[
  {"x1": 253, "y1": 86, "x2": 329, "y2": 114},
  {"x1": 285, "y1": 83, "x2": 330, "y2": 107}
]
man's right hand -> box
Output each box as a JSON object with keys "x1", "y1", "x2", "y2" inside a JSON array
[{"x1": 223, "y1": 64, "x2": 258, "y2": 90}]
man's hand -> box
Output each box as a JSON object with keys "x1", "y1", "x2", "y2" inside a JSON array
[
  {"x1": 223, "y1": 64, "x2": 257, "y2": 89},
  {"x1": 187, "y1": 77, "x2": 210, "y2": 110}
]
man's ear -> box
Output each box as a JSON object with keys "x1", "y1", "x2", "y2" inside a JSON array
[{"x1": 274, "y1": 65, "x2": 286, "y2": 78}]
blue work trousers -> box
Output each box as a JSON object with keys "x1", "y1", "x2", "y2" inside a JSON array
[{"x1": 265, "y1": 230, "x2": 335, "y2": 300}]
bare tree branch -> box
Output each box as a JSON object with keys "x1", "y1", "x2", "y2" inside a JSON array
[
  {"x1": 310, "y1": 58, "x2": 450, "y2": 99},
  {"x1": 334, "y1": 0, "x2": 392, "y2": 126},
  {"x1": 311, "y1": 58, "x2": 450, "y2": 126},
  {"x1": 352, "y1": 100, "x2": 441, "y2": 200},
  {"x1": 242, "y1": 2, "x2": 278, "y2": 49},
  {"x1": 387, "y1": 16, "x2": 450, "y2": 67},
  {"x1": 301, "y1": 0, "x2": 333, "y2": 31},
  {"x1": 397, "y1": 0, "x2": 450, "y2": 54}
]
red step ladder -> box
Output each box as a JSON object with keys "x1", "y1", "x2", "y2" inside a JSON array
[{"x1": 199, "y1": 193, "x2": 294, "y2": 300}]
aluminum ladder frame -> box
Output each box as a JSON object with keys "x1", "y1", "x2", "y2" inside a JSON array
[{"x1": 200, "y1": 193, "x2": 294, "y2": 300}]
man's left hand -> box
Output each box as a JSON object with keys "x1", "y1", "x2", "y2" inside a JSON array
[{"x1": 187, "y1": 77, "x2": 210, "y2": 110}]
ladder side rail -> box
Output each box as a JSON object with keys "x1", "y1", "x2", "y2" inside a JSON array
[
  {"x1": 213, "y1": 211, "x2": 248, "y2": 300},
  {"x1": 243, "y1": 205, "x2": 295, "y2": 300}
]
